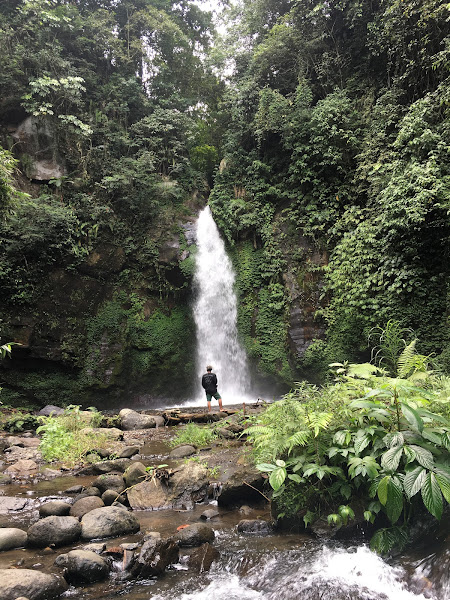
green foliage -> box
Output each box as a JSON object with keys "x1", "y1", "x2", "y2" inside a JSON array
[
  {"x1": 170, "y1": 422, "x2": 217, "y2": 449},
  {"x1": 1, "y1": 411, "x2": 39, "y2": 433},
  {"x1": 250, "y1": 329, "x2": 450, "y2": 553},
  {"x1": 37, "y1": 405, "x2": 106, "y2": 465}
]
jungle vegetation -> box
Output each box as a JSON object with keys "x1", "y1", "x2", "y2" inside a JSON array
[{"x1": 0, "y1": 1, "x2": 449, "y2": 402}]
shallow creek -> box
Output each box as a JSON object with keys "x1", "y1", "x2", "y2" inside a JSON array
[{"x1": 0, "y1": 435, "x2": 448, "y2": 600}]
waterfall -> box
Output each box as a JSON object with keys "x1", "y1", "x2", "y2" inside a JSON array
[{"x1": 192, "y1": 205, "x2": 251, "y2": 405}]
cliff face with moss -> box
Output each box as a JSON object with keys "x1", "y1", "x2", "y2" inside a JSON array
[{"x1": 1, "y1": 0, "x2": 450, "y2": 408}]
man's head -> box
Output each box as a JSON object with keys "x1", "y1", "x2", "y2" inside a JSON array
[{"x1": 206, "y1": 365, "x2": 213, "y2": 372}]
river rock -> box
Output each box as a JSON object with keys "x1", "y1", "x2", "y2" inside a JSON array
[
  {"x1": 92, "y1": 458, "x2": 131, "y2": 473},
  {"x1": 217, "y1": 466, "x2": 265, "y2": 507},
  {"x1": 124, "y1": 461, "x2": 147, "y2": 487},
  {"x1": 169, "y1": 445, "x2": 196, "y2": 458},
  {"x1": 38, "y1": 405, "x2": 65, "y2": 417},
  {"x1": 0, "y1": 497, "x2": 29, "y2": 513},
  {"x1": 70, "y1": 496, "x2": 105, "y2": 518},
  {"x1": 92, "y1": 473, "x2": 125, "y2": 494},
  {"x1": 102, "y1": 489, "x2": 126, "y2": 505},
  {"x1": 61, "y1": 549, "x2": 109, "y2": 584},
  {"x1": 4, "y1": 459, "x2": 38, "y2": 475},
  {"x1": 119, "y1": 409, "x2": 157, "y2": 430},
  {"x1": 118, "y1": 445, "x2": 140, "y2": 458},
  {"x1": 131, "y1": 537, "x2": 179, "y2": 578},
  {"x1": 63, "y1": 485, "x2": 84, "y2": 494},
  {"x1": 127, "y1": 462, "x2": 208, "y2": 510},
  {"x1": 0, "y1": 527, "x2": 27, "y2": 550},
  {"x1": 175, "y1": 523, "x2": 215, "y2": 547},
  {"x1": 27, "y1": 516, "x2": 82, "y2": 548},
  {"x1": 85, "y1": 486, "x2": 102, "y2": 497},
  {"x1": 81, "y1": 506, "x2": 140, "y2": 540},
  {"x1": 237, "y1": 519, "x2": 273, "y2": 535},
  {"x1": 200, "y1": 509, "x2": 219, "y2": 520},
  {"x1": 0, "y1": 568, "x2": 68, "y2": 600},
  {"x1": 0, "y1": 473, "x2": 12, "y2": 485},
  {"x1": 39, "y1": 501, "x2": 72, "y2": 517},
  {"x1": 187, "y1": 542, "x2": 220, "y2": 573}
]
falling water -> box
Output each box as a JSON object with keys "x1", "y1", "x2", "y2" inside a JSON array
[{"x1": 193, "y1": 206, "x2": 251, "y2": 404}]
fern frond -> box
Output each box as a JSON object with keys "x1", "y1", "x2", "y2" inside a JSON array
[
  {"x1": 282, "y1": 430, "x2": 311, "y2": 453},
  {"x1": 397, "y1": 340, "x2": 418, "y2": 378},
  {"x1": 307, "y1": 412, "x2": 333, "y2": 437}
]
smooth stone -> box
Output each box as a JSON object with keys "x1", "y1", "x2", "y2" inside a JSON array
[
  {"x1": 0, "y1": 568, "x2": 68, "y2": 600},
  {"x1": 0, "y1": 528, "x2": 27, "y2": 551},
  {"x1": 63, "y1": 549, "x2": 109, "y2": 584},
  {"x1": 0, "y1": 497, "x2": 29, "y2": 513},
  {"x1": 123, "y1": 462, "x2": 147, "y2": 487},
  {"x1": 119, "y1": 409, "x2": 157, "y2": 430},
  {"x1": 169, "y1": 445, "x2": 196, "y2": 458},
  {"x1": 38, "y1": 405, "x2": 65, "y2": 417},
  {"x1": 237, "y1": 519, "x2": 273, "y2": 535},
  {"x1": 200, "y1": 509, "x2": 219, "y2": 520},
  {"x1": 175, "y1": 523, "x2": 215, "y2": 547},
  {"x1": 187, "y1": 542, "x2": 219, "y2": 573},
  {"x1": 131, "y1": 537, "x2": 179, "y2": 578},
  {"x1": 39, "y1": 501, "x2": 72, "y2": 517},
  {"x1": 4, "y1": 459, "x2": 38, "y2": 474},
  {"x1": 102, "y1": 489, "x2": 126, "y2": 506},
  {"x1": 92, "y1": 473, "x2": 125, "y2": 494},
  {"x1": 70, "y1": 496, "x2": 105, "y2": 518},
  {"x1": 81, "y1": 506, "x2": 140, "y2": 540},
  {"x1": 27, "y1": 516, "x2": 82, "y2": 548},
  {"x1": 118, "y1": 446, "x2": 140, "y2": 458}
]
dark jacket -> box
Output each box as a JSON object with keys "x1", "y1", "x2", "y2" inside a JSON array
[{"x1": 202, "y1": 372, "x2": 217, "y2": 394}]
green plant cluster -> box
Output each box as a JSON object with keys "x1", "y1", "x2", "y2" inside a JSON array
[
  {"x1": 170, "y1": 421, "x2": 218, "y2": 449},
  {"x1": 248, "y1": 328, "x2": 450, "y2": 554}
]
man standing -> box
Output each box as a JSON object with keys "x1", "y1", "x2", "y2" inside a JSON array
[{"x1": 201, "y1": 365, "x2": 223, "y2": 413}]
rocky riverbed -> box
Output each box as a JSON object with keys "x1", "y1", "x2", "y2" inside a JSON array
[{"x1": 0, "y1": 404, "x2": 273, "y2": 600}]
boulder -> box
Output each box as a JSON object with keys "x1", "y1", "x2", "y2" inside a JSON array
[
  {"x1": 39, "y1": 501, "x2": 72, "y2": 518},
  {"x1": 169, "y1": 445, "x2": 196, "y2": 459},
  {"x1": 27, "y1": 516, "x2": 82, "y2": 548},
  {"x1": 92, "y1": 458, "x2": 131, "y2": 474},
  {"x1": 102, "y1": 489, "x2": 126, "y2": 506},
  {"x1": 127, "y1": 462, "x2": 208, "y2": 510},
  {"x1": 217, "y1": 466, "x2": 265, "y2": 507},
  {"x1": 70, "y1": 496, "x2": 105, "y2": 519},
  {"x1": 81, "y1": 506, "x2": 140, "y2": 540},
  {"x1": 85, "y1": 486, "x2": 102, "y2": 497},
  {"x1": 63, "y1": 485, "x2": 84, "y2": 494},
  {"x1": 92, "y1": 473, "x2": 125, "y2": 494},
  {"x1": 118, "y1": 446, "x2": 139, "y2": 458},
  {"x1": 0, "y1": 527, "x2": 27, "y2": 551},
  {"x1": 4, "y1": 459, "x2": 38, "y2": 475},
  {"x1": 187, "y1": 542, "x2": 219, "y2": 573},
  {"x1": 0, "y1": 497, "x2": 30, "y2": 513},
  {"x1": 119, "y1": 409, "x2": 157, "y2": 430},
  {"x1": 38, "y1": 405, "x2": 65, "y2": 417},
  {"x1": 123, "y1": 462, "x2": 147, "y2": 487},
  {"x1": 0, "y1": 568, "x2": 68, "y2": 600},
  {"x1": 175, "y1": 523, "x2": 215, "y2": 548},
  {"x1": 61, "y1": 550, "x2": 109, "y2": 584},
  {"x1": 131, "y1": 537, "x2": 179, "y2": 578},
  {"x1": 237, "y1": 519, "x2": 273, "y2": 535}
]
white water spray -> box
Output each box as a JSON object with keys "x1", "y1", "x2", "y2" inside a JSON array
[{"x1": 192, "y1": 206, "x2": 251, "y2": 405}]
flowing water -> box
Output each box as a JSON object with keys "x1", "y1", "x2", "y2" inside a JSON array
[{"x1": 191, "y1": 206, "x2": 252, "y2": 406}]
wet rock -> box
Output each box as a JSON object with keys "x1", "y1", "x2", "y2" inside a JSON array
[
  {"x1": 239, "y1": 505, "x2": 253, "y2": 516},
  {"x1": 152, "y1": 415, "x2": 165, "y2": 428},
  {"x1": 0, "y1": 473, "x2": 12, "y2": 485},
  {"x1": 63, "y1": 485, "x2": 84, "y2": 495},
  {"x1": 0, "y1": 497, "x2": 30, "y2": 513},
  {"x1": 123, "y1": 461, "x2": 147, "y2": 487},
  {"x1": 217, "y1": 466, "x2": 265, "y2": 507},
  {"x1": 81, "y1": 506, "x2": 140, "y2": 540},
  {"x1": 118, "y1": 446, "x2": 140, "y2": 458},
  {"x1": 70, "y1": 496, "x2": 105, "y2": 518},
  {"x1": 175, "y1": 523, "x2": 215, "y2": 547},
  {"x1": 42, "y1": 468, "x2": 62, "y2": 478},
  {"x1": 131, "y1": 537, "x2": 179, "y2": 578},
  {"x1": 92, "y1": 458, "x2": 131, "y2": 474},
  {"x1": 169, "y1": 445, "x2": 196, "y2": 459},
  {"x1": 6, "y1": 436, "x2": 25, "y2": 447},
  {"x1": 39, "y1": 501, "x2": 72, "y2": 517},
  {"x1": 85, "y1": 486, "x2": 102, "y2": 497},
  {"x1": 62, "y1": 549, "x2": 109, "y2": 584},
  {"x1": 187, "y1": 542, "x2": 219, "y2": 573},
  {"x1": 217, "y1": 428, "x2": 235, "y2": 439},
  {"x1": 4, "y1": 459, "x2": 38, "y2": 475},
  {"x1": 200, "y1": 509, "x2": 219, "y2": 520},
  {"x1": 27, "y1": 516, "x2": 82, "y2": 548},
  {"x1": 92, "y1": 473, "x2": 125, "y2": 494},
  {"x1": 0, "y1": 568, "x2": 68, "y2": 600},
  {"x1": 226, "y1": 423, "x2": 245, "y2": 434},
  {"x1": 127, "y1": 462, "x2": 208, "y2": 510},
  {"x1": 237, "y1": 519, "x2": 273, "y2": 535},
  {"x1": 38, "y1": 405, "x2": 65, "y2": 417},
  {"x1": 81, "y1": 542, "x2": 106, "y2": 554},
  {"x1": 102, "y1": 489, "x2": 126, "y2": 506},
  {"x1": 119, "y1": 409, "x2": 156, "y2": 430},
  {"x1": 0, "y1": 527, "x2": 27, "y2": 551}
]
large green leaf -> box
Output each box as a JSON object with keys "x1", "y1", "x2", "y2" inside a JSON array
[
  {"x1": 421, "y1": 472, "x2": 443, "y2": 520},
  {"x1": 434, "y1": 472, "x2": 450, "y2": 503},
  {"x1": 403, "y1": 466, "x2": 426, "y2": 498},
  {"x1": 401, "y1": 402, "x2": 424, "y2": 433},
  {"x1": 377, "y1": 475, "x2": 390, "y2": 506},
  {"x1": 386, "y1": 476, "x2": 403, "y2": 524},
  {"x1": 269, "y1": 467, "x2": 286, "y2": 491},
  {"x1": 354, "y1": 430, "x2": 371, "y2": 455},
  {"x1": 381, "y1": 446, "x2": 403, "y2": 472},
  {"x1": 408, "y1": 445, "x2": 434, "y2": 469}
]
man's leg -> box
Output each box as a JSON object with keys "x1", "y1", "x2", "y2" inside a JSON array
[
  {"x1": 207, "y1": 400, "x2": 212, "y2": 413},
  {"x1": 218, "y1": 397, "x2": 223, "y2": 411}
]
